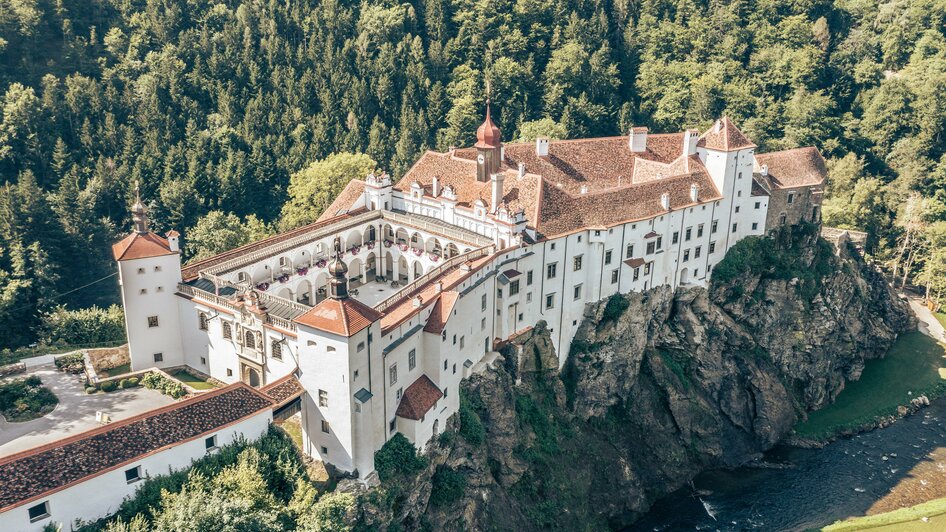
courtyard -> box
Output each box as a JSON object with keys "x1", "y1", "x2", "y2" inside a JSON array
[{"x1": 0, "y1": 364, "x2": 176, "y2": 458}]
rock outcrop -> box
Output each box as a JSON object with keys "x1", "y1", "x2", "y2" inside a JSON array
[{"x1": 351, "y1": 226, "x2": 913, "y2": 530}]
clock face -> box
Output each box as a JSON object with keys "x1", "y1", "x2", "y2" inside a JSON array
[{"x1": 477, "y1": 154, "x2": 485, "y2": 164}]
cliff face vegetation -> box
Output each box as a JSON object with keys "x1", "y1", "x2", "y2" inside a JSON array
[{"x1": 347, "y1": 226, "x2": 913, "y2": 531}]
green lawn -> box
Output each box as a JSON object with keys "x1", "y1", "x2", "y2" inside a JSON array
[
  {"x1": 103, "y1": 363, "x2": 131, "y2": 377},
  {"x1": 168, "y1": 369, "x2": 216, "y2": 391},
  {"x1": 794, "y1": 331, "x2": 946, "y2": 441},
  {"x1": 823, "y1": 497, "x2": 946, "y2": 531},
  {"x1": 935, "y1": 312, "x2": 946, "y2": 331}
]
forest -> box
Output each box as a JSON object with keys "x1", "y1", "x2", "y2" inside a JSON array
[{"x1": 0, "y1": 0, "x2": 944, "y2": 348}]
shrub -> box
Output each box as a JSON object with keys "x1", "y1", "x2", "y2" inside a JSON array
[
  {"x1": 0, "y1": 377, "x2": 59, "y2": 421},
  {"x1": 458, "y1": 394, "x2": 485, "y2": 445},
  {"x1": 600, "y1": 294, "x2": 630, "y2": 325},
  {"x1": 85, "y1": 386, "x2": 98, "y2": 394},
  {"x1": 127, "y1": 377, "x2": 139, "y2": 387},
  {"x1": 118, "y1": 379, "x2": 129, "y2": 389},
  {"x1": 141, "y1": 372, "x2": 162, "y2": 389},
  {"x1": 164, "y1": 381, "x2": 186, "y2": 398},
  {"x1": 55, "y1": 352, "x2": 85, "y2": 374},
  {"x1": 101, "y1": 380, "x2": 117, "y2": 393},
  {"x1": 374, "y1": 433, "x2": 427, "y2": 482},
  {"x1": 429, "y1": 466, "x2": 467, "y2": 507},
  {"x1": 24, "y1": 375, "x2": 41, "y2": 387},
  {"x1": 40, "y1": 305, "x2": 126, "y2": 346}
]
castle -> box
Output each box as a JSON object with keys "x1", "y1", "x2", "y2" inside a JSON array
[{"x1": 110, "y1": 107, "x2": 826, "y2": 477}]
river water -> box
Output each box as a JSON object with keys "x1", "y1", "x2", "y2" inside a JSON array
[{"x1": 633, "y1": 400, "x2": 946, "y2": 531}]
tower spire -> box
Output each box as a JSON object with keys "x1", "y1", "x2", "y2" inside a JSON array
[
  {"x1": 328, "y1": 235, "x2": 349, "y2": 300},
  {"x1": 131, "y1": 181, "x2": 149, "y2": 234}
]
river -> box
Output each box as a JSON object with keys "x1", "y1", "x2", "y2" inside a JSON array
[{"x1": 633, "y1": 399, "x2": 946, "y2": 531}]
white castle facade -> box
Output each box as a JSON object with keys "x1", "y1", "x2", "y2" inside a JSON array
[{"x1": 113, "y1": 110, "x2": 826, "y2": 477}]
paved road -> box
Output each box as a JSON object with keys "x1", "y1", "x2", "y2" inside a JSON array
[
  {"x1": 0, "y1": 365, "x2": 176, "y2": 458},
  {"x1": 910, "y1": 297, "x2": 946, "y2": 343}
]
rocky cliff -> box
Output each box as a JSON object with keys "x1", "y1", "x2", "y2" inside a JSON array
[{"x1": 348, "y1": 225, "x2": 913, "y2": 530}]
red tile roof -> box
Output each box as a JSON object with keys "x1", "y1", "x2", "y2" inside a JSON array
[
  {"x1": 111, "y1": 231, "x2": 175, "y2": 261},
  {"x1": 755, "y1": 147, "x2": 828, "y2": 189},
  {"x1": 0, "y1": 383, "x2": 273, "y2": 512},
  {"x1": 697, "y1": 117, "x2": 757, "y2": 152},
  {"x1": 260, "y1": 374, "x2": 305, "y2": 408},
  {"x1": 423, "y1": 291, "x2": 459, "y2": 334},
  {"x1": 294, "y1": 297, "x2": 382, "y2": 337},
  {"x1": 395, "y1": 375, "x2": 443, "y2": 420},
  {"x1": 317, "y1": 179, "x2": 367, "y2": 222}
]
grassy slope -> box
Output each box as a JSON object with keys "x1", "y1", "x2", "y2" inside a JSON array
[
  {"x1": 794, "y1": 331, "x2": 946, "y2": 440},
  {"x1": 935, "y1": 312, "x2": 946, "y2": 331},
  {"x1": 823, "y1": 497, "x2": 946, "y2": 531}
]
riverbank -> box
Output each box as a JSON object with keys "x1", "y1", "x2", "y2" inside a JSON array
[
  {"x1": 824, "y1": 497, "x2": 946, "y2": 531},
  {"x1": 790, "y1": 331, "x2": 946, "y2": 444}
]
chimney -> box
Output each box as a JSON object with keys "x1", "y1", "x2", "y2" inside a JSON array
[
  {"x1": 629, "y1": 127, "x2": 648, "y2": 152},
  {"x1": 690, "y1": 184, "x2": 699, "y2": 202},
  {"x1": 536, "y1": 137, "x2": 549, "y2": 157},
  {"x1": 432, "y1": 176, "x2": 441, "y2": 197},
  {"x1": 166, "y1": 230, "x2": 180, "y2": 253},
  {"x1": 413, "y1": 296, "x2": 423, "y2": 308},
  {"x1": 518, "y1": 162, "x2": 526, "y2": 178},
  {"x1": 660, "y1": 192, "x2": 670, "y2": 211},
  {"x1": 580, "y1": 185, "x2": 589, "y2": 195},
  {"x1": 491, "y1": 173, "x2": 505, "y2": 213},
  {"x1": 435, "y1": 281, "x2": 443, "y2": 294},
  {"x1": 760, "y1": 164, "x2": 768, "y2": 177},
  {"x1": 683, "y1": 129, "x2": 699, "y2": 156}
]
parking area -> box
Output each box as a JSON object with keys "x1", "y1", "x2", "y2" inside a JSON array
[{"x1": 0, "y1": 364, "x2": 176, "y2": 458}]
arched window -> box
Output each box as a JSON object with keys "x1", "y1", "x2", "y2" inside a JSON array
[{"x1": 245, "y1": 330, "x2": 256, "y2": 349}]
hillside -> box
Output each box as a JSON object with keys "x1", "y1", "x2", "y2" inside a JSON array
[{"x1": 1, "y1": 0, "x2": 944, "y2": 346}]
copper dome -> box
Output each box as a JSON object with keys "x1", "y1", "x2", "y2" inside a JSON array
[{"x1": 474, "y1": 102, "x2": 502, "y2": 149}]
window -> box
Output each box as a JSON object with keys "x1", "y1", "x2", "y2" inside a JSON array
[
  {"x1": 605, "y1": 250, "x2": 612, "y2": 265},
  {"x1": 223, "y1": 322, "x2": 232, "y2": 339},
  {"x1": 577, "y1": 235, "x2": 582, "y2": 243},
  {"x1": 271, "y1": 340, "x2": 283, "y2": 360},
  {"x1": 453, "y1": 334, "x2": 457, "y2": 345},
  {"x1": 695, "y1": 246, "x2": 702, "y2": 258},
  {"x1": 779, "y1": 213, "x2": 787, "y2": 225},
  {"x1": 672, "y1": 231, "x2": 679, "y2": 244},
  {"x1": 510, "y1": 280, "x2": 520, "y2": 295},
  {"x1": 626, "y1": 244, "x2": 634, "y2": 258},
  {"x1": 396, "y1": 387, "x2": 403, "y2": 401},
  {"x1": 244, "y1": 331, "x2": 255, "y2": 349},
  {"x1": 526, "y1": 292, "x2": 532, "y2": 303},
  {"x1": 735, "y1": 205, "x2": 740, "y2": 213},
  {"x1": 357, "y1": 341, "x2": 365, "y2": 352},
  {"x1": 656, "y1": 236, "x2": 663, "y2": 250},
  {"x1": 319, "y1": 389, "x2": 328, "y2": 407},
  {"x1": 646, "y1": 242, "x2": 656, "y2": 254},
  {"x1": 227, "y1": 368, "x2": 233, "y2": 377},
  {"x1": 573, "y1": 255, "x2": 583, "y2": 271},
  {"x1": 709, "y1": 241, "x2": 717, "y2": 254},
  {"x1": 453, "y1": 363, "x2": 457, "y2": 374},
  {"x1": 545, "y1": 293, "x2": 555, "y2": 310},
  {"x1": 205, "y1": 435, "x2": 218, "y2": 450},
  {"x1": 633, "y1": 267, "x2": 640, "y2": 281},
  {"x1": 481, "y1": 294, "x2": 487, "y2": 310},
  {"x1": 154, "y1": 266, "x2": 162, "y2": 272},
  {"x1": 644, "y1": 263, "x2": 652, "y2": 275},
  {"x1": 481, "y1": 317, "x2": 486, "y2": 330},
  {"x1": 755, "y1": 201, "x2": 761, "y2": 209},
  {"x1": 683, "y1": 249, "x2": 690, "y2": 262},
  {"x1": 389, "y1": 364, "x2": 397, "y2": 385},
  {"x1": 147, "y1": 316, "x2": 159, "y2": 328},
  {"x1": 409, "y1": 349, "x2": 416, "y2": 370},
  {"x1": 685, "y1": 228, "x2": 692, "y2": 241},
  {"x1": 28, "y1": 501, "x2": 49, "y2": 522},
  {"x1": 125, "y1": 466, "x2": 142, "y2": 483},
  {"x1": 321, "y1": 446, "x2": 329, "y2": 454},
  {"x1": 444, "y1": 359, "x2": 448, "y2": 370},
  {"x1": 787, "y1": 192, "x2": 796, "y2": 204},
  {"x1": 732, "y1": 223, "x2": 738, "y2": 233},
  {"x1": 201, "y1": 357, "x2": 206, "y2": 365},
  {"x1": 460, "y1": 336, "x2": 465, "y2": 349},
  {"x1": 527, "y1": 270, "x2": 534, "y2": 285},
  {"x1": 153, "y1": 353, "x2": 163, "y2": 362},
  {"x1": 390, "y1": 419, "x2": 396, "y2": 433},
  {"x1": 354, "y1": 369, "x2": 359, "y2": 380},
  {"x1": 546, "y1": 262, "x2": 557, "y2": 279},
  {"x1": 694, "y1": 268, "x2": 699, "y2": 277},
  {"x1": 697, "y1": 224, "x2": 704, "y2": 238},
  {"x1": 752, "y1": 222, "x2": 758, "y2": 231},
  {"x1": 611, "y1": 269, "x2": 619, "y2": 283},
  {"x1": 198, "y1": 312, "x2": 208, "y2": 330},
  {"x1": 321, "y1": 420, "x2": 330, "y2": 433},
  {"x1": 712, "y1": 220, "x2": 719, "y2": 233},
  {"x1": 550, "y1": 242, "x2": 556, "y2": 250},
  {"x1": 444, "y1": 387, "x2": 449, "y2": 398},
  {"x1": 573, "y1": 284, "x2": 582, "y2": 300},
  {"x1": 497, "y1": 288, "x2": 503, "y2": 298}
]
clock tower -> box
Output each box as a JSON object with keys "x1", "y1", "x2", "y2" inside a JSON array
[{"x1": 475, "y1": 100, "x2": 502, "y2": 182}]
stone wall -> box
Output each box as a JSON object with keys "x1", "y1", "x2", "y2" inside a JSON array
[
  {"x1": 766, "y1": 184, "x2": 823, "y2": 230},
  {"x1": 87, "y1": 345, "x2": 130, "y2": 375}
]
